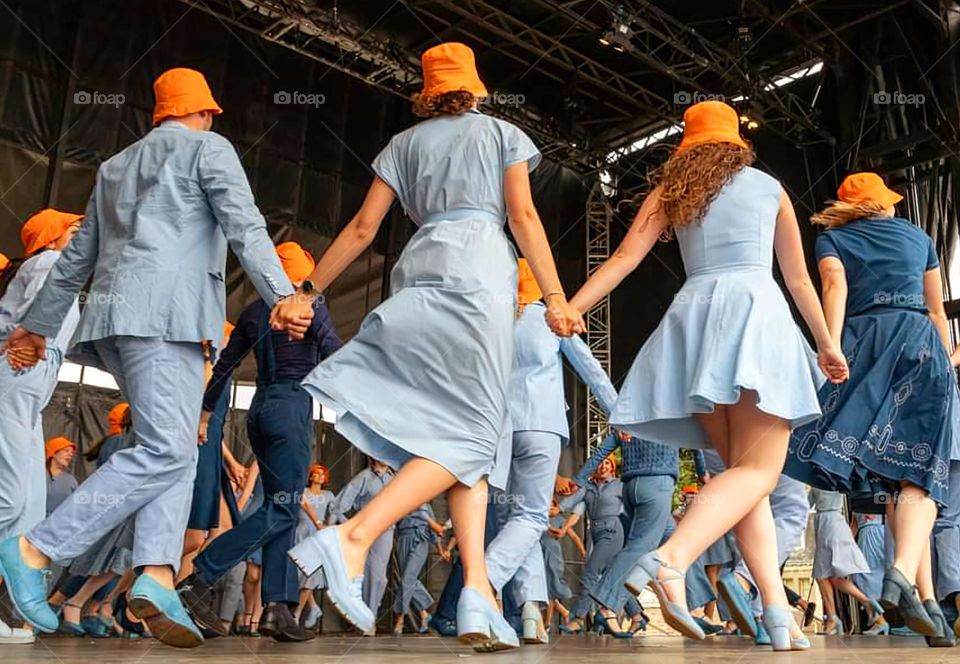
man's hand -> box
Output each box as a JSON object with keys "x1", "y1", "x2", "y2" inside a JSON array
[
  {"x1": 554, "y1": 476, "x2": 578, "y2": 496},
  {"x1": 617, "y1": 429, "x2": 631, "y2": 443},
  {"x1": 269, "y1": 293, "x2": 315, "y2": 340},
  {"x1": 4, "y1": 327, "x2": 46, "y2": 370}
]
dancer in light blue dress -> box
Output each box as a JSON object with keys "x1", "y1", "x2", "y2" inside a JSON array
[
  {"x1": 783, "y1": 172, "x2": 954, "y2": 642},
  {"x1": 275, "y1": 43, "x2": 583, "y2": 652},
  {"x1": 561, "y1": 100, "x2": 846, "y2": 650},
  {"x1": 294, "y1": 465, "x2": 335, "y2": 631},
  {"x1": 852, "y1": 512, "x2": 889, "y2": 634}
]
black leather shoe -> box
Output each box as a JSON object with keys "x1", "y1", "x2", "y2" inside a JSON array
[
  {"x1": 261, "y1": 604, "x2": 315, "y2": 642},
  {"x1": 880, "y1": 567, "x2": 937, "y2": 637},
  {"x1": 176, "y1": 574, "x2": 229, "y2": 637},
  {"x1": 923, "y1": 600, "x2": 956, "y2": 647}
]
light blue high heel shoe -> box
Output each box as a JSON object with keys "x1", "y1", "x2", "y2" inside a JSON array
[
  {"x1": 288, "y1": 526, "x2": 375, "y2": 634},
  {"x1": 863, "y1": 618, "x2": 890, "y2": 636},
  {"x1": 623, "y1": 551, "x2": 705, "y2": 640},
  {"x1": 456, "y1": 588, "x2": 519, "y2": 652},
  {"x1": 762, "y1": 605, "x2": 810, "y2": 651}
]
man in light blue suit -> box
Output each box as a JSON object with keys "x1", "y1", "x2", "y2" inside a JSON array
[{"x1": 0, "y1": 68, "x2": 299, "y2": 648}]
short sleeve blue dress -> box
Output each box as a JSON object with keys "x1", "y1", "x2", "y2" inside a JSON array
[
  {"x1": 301, "y1": 110, "x2": 540, "y2": 487},
  {"x1": 784, "y1": 216, "x2": 954, "y2": 506},
  {"x1": 610, "y1": 167, "x2": 823, "y2": 447}
]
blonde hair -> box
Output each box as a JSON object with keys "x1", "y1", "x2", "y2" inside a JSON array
[
  {"x1": 811, "y1": 200, "x2": 889, "y2": 228},
  {"x1": 647, "y1": 142, "x2": 755, "y2": 240}
]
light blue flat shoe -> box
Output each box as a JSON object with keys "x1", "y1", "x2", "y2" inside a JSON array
[
  {"x1": 762, "y1": 605, "x2": 810, "y2": 651},
  {"x1": 418, "y1": 613, "x2": 431, "y2": 635},
  {"x1": 0, "y1": 537, "x2": 58, "y2": 633},
  {"x1": 623, "y1": 551, "x2": 705, "y2": 640},
  {"x1": 456, "y1": 588, "x2": 519, "y2": 652},
  {"x1": 128, "y1": 574, "x2": 203, "y2": 648},
  {"x1": 58, "y1": 618, "x2": 86, "y2": 636},
  {"x1": 716, "y1": 571, "x2": 758, "y2": 639},
  {"x1": 288, "y1": 526, "x2": 374, "y2": 634}
]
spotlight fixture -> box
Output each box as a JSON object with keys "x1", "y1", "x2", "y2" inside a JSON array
[{"x1": 598, "y1": 6, "x2": 633, "y2": 53}]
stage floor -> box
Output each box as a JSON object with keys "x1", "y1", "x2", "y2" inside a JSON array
[{"x1": 4, "y1": 634, "x2": 953, "y2": 663}]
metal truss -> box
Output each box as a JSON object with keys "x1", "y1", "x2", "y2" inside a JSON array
[{"x1": 584, "y1": 182, "x2": 613, "y2": 455}]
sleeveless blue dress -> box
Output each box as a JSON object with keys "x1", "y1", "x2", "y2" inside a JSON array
[
  {"x1": 784, "y1": 216, "x2": 953, "y2": 505},
  {"x1": 610, "y1": 167, "x2": 823, "y2": 447},
  {"x1": 301, "y1": 110, "x2": 540, "y2": 487}
]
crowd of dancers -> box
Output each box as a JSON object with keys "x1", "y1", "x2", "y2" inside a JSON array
[{"x1": 0, "y1": 40, "x2": 958, "y2": 654}]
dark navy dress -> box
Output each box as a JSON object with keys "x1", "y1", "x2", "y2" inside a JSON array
[{"x1": 785, "y1": 216, "x2": 954, "y2": 505}]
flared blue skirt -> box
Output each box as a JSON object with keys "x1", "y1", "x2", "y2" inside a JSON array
[
  {"x1": 302, "y1": 218, "x2": 517, "y2": 487},
  {"x1": 785, "y1": 309, "x2": 954, "y2": 506}
]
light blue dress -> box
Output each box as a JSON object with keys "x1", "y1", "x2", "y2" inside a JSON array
[
  {"x1": 301, "y1": 110, "x2": 540, "y2": 487},
  {"x1": 811, "y1": 489, "x2": 869, "y2": 578},
  {"x1": 611, "y1": 167, "x2": 823, "y2": 448},
  {"x1": 851, "y1": 512, "x2": 886, "y2": 600},
  {"x1": 295, "y1": 488, "x2": 335, "y2": 590}
]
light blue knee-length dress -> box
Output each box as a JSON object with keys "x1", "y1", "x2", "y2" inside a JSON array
[
  {"x1": 302, "y1": 110, "x2": 540, "y2": 487},
  {"x1": 611, "y1": 167, "x2": 824, "y2": 448}
]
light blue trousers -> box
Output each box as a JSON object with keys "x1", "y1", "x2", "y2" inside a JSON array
[
  {"x1": 933, "y1": 460, "x2": 960, "y2": 602},
  {"x1": 28, "y1": 337, "x2": 204, "y2": 570},
  {"x1": 363, "y1": 527, "x2": 394, "y2": 618},
  {"x1": 0, "y1": 350, "x2": 61, "y2": 540},
  {"x1": 485, "y1": 430, "x2": 561, "y2": 605},
  {"x1": 393, "y1": 528, "x2": 433, "y2": 614}
]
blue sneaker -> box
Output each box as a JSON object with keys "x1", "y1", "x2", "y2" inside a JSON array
[
  {"x1": 128, "y1": 574, "x2": 203, "y2": 648},
  {"x1": 716, "y1": 571, "x2": 758, "y2": 639},
  {"x1": 0, "y1": 537, "x2": 58, "y2": 633},
  {"x1": 288, "y1": 526, "x2": 375, "y2": 634}
]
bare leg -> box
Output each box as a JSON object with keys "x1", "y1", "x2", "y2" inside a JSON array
[
  {"x1": 62, "y1": 573, "x2": 115, "y2": 625},
  {"x1": 915, "y1": 538, "x2": 936, "y2": 602},
  {"x1": 891, "y1": 483, "x2": 937, "y2": 584},
  {"x1": 447, "y1": 480, "x2": 497, "y2": 610},
  {"x1": 178, "y1": 528, "x2": 207, "y2": 582},
  {"x1": 339, "y1": 459, "x2": 458, "y2": 579},
  {"x1": 831, "y1": 577, "x2": 877, "y2": 617}
]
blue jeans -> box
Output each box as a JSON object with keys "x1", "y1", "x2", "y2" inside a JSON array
[
  {"x1": 591, "y1": 474, "x2": 674, "y2": 612},
  {"x1": 195, "y1": 381, "x2": 312, "y2": 604}
]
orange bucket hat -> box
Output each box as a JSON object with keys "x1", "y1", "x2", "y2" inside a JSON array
[
  {"x1": 152, "y1": 68, "x2": 223, "y2": 126},
  {"x1": 45, "y1": 436, "x2": 77, "y2": 460},
  {"x1": 420, "y1": 43, "x2": 488, "y2": 98},
  {"x1": 677, "y1": 100, "x2": 748, "y2": 152},
  {"x1": 107, "y1": 403, "x2": 130, "y2": 435},
  {"x1": 836, "y1": 172, "x2": 903, "y2": 209},
  {"x1": 276, "y1": 241, "x2": 316, "y2": 283},
  {"x1": 20, "y1": 209, "x2": 83, "y2": 256},
  {"x1": 517, "y1": 258, "x2": 543, "y2": 305}
]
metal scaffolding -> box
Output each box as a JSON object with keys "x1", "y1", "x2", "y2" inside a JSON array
[{"x1": 584, "y1": 182, "x2": 613, "y2": 454}]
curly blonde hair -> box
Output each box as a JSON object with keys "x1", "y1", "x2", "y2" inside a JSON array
[
  {"x1": 647, "y1": 142, "x2": 755, "y2": 240},
  {"x1": 811, "y1": 200, "x2": 889, "y2": 228},
  {"x1": 412, "y1": 90, "x2": 477, "y2": 117}
]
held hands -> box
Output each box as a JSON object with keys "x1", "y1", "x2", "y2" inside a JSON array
[
  {"x1": 269, "y1": 293, "x2": 316, "y2": 340},
  {"x1": 545, "y1": 296, "x2": 586, "y2": 337},
  {"x1": 818, "y1": 342, "x2": 849, "y2": 384},
  {"x1": 4, "y1": 326, "x2": 46, "y2": 370}
]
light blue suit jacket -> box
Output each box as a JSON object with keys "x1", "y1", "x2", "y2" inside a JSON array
[{"x1": 22, "y1": 121, "x2": 293, "y2": 366}]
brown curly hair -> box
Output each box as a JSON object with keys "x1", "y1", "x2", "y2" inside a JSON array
[
  {"x1": 810, "y1": 200, "x2": 888, "y2": 228},
  {"x1": 412, "y1": 90, "x2": 478, "y2": 117},
  {"x1": 647, "y1": 142, "x2": 755, "y2": 239}
]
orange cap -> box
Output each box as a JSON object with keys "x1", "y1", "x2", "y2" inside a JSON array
[
  {"x1": 677, "y1": 101, "x2": 748, "y2": 152},
  {"x1": 45, "y1": 436, "x2": 76, "y2": 460},
  {"x1": 107, "y1": 403, "x2": 130, "y2": 436},
  {"x1": 836, "y1": 172, "x2": 903, "y2": 209},
  {"x1": 683, "y1": 484, "x2": 700, "y2": 494},
  {"x1": 0, "y1": 253, "x2": 9, "y2": 271},
  {"x1": 517, "y1": 258, "x2": 543, "y2": 305},
  {"x1": 223, "y1": 321, "x2": 235, "y2": 343},
  {"x1": 276, "y1": 241, "x2": 316, "y2": 283},
  {"x1": 420, "y1": 43, "x2": 488, "y2": 98},
  {"x1": 152, "y1": 68, "x2": 223, "y2": 126},
  {"x1": 20, "y1": 209, "x2": 83, "y2": 256}
]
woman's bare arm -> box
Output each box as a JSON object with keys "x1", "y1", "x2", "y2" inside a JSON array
[
  {"x1": 924, "y1": 268, "x2": 952, "y2": 351},
  {"x1": 819, "y1": 257, "x2": 848, "y2": 347},
  {"x1": 568, "y1": 187, "x2": 668, "y2": 314}
]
